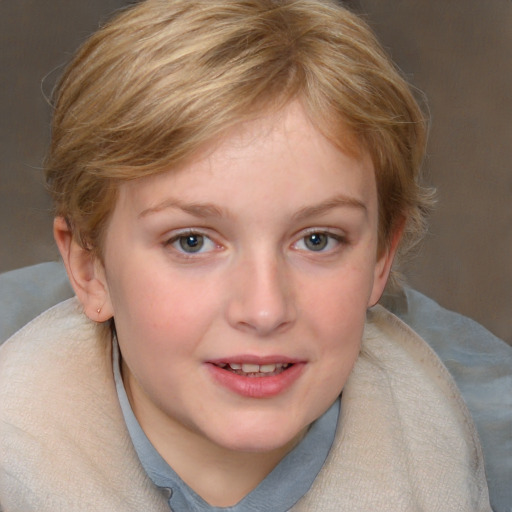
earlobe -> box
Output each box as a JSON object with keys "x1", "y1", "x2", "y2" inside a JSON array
[{"x1": 53, "y1": 217, "x2": 113, "y2": 322}]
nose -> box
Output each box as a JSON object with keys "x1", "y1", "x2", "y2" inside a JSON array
[{"x1": 226, "y1": 253, "x2": 296, "y2": 336}]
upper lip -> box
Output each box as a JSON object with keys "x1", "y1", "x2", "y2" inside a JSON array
[{"x1": 207, "y1": 355, "x2": 304, "y2": 365}]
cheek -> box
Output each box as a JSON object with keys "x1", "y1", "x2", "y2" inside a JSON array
[
  {"x1": 299, "y1": 262, "x2": 373, "y2": 370},
  {"x1": 301, "y1": 261, "x2": 375, "y2": 326},
  {"x1": 313, "y1": 301, "x2": 365, "y2": 374},
  {"x1": 108, "y1": 265, "x2": 221, "y2": 354}
]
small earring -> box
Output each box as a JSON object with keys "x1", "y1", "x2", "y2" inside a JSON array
[{"x1": 96, "y1": 307, "x2": 102, "y2": 315}]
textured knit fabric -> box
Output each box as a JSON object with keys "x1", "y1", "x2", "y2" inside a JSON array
[
  {"x1": 382, "y1": 288, "x2": 512, "y2": 512},
  {"x1": 0, "y1": 298, "x2": 491, "y2": 511}
]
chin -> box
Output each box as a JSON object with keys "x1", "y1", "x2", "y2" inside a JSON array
[{"x1": 209, "y1": 419, "x2": 308, "y2": 454}]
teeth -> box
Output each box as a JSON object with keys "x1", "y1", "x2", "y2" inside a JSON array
[
  {"x1": 222, "y1": 362, "x2": 290, "y2": 374},
  {"x1": 241, "y1": 363, "x2": 260, "y2": 373}
]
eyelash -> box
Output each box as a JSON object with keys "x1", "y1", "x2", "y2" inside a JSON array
[
  {"x1": 164, "y1": 230, "x2": 220, "y2": 257},
  {"x1": 164, "y1": 228, "x2": 347, "y2": 258},
  {"x1": 292, "y1": 229, "x2": 347, "y2": 254}
]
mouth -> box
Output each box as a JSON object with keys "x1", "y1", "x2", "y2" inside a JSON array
[
  {"x1": 213, "y1": 362, "x2": 293, "y2": 377},
  {"x1": 206, "y1": 358, "x2": 305, "y2": 398}
]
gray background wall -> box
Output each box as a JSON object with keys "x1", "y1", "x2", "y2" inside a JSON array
[{"x1": 1, "y1": 1, "x2": 511, "y2": 344}]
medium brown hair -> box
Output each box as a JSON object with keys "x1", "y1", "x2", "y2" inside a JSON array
[{"x1": 45, "y1": 0, "x2": 432, "y2": 266}]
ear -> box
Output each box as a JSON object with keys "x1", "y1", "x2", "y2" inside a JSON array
[
  {"x1": 367, "y1": 218, "x2": 405, "y2": 307},
  {"x1": 53, "y1": 216, "x2": 113, "y2": 322}
]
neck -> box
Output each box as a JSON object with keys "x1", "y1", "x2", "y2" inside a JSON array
[
  {"x1": 122, "y1": 362, "x2": 306, "y2": 507},
  {"x1": 137, "y1": 403, "x2": 305, "y2": 507},
  {"x1": 159, "y1": 428, "x2": 303, "y2": 506}
]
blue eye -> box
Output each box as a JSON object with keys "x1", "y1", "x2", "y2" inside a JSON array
[
  {"x1": 295, "y1": 231, "x2": 342, "y2": 252},
  {"x1": 168, "y1": 232, "x2": 217, "y2": 254},
  {"x1": 304, "y1": 233, "x2": 329, "y2": 251},
  {"x1": 178, "y1": 234, "x2": 204, "y2": 253}
]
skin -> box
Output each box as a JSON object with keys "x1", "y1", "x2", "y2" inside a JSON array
[{"x1": 55, "y1": 101, "x2": 400, "y2": 506}]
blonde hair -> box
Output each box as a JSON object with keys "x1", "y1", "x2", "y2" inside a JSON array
[{"x1": 45, "y1": 0, "x2": 432, "y2": 266}]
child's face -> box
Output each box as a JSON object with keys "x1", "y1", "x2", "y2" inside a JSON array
[{"x1": 98, "y1": 102, "x2": 394, "y2": 457}]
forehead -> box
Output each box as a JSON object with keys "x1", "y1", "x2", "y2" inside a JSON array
[{"x1": 116, "y1": 102, "x2": 376, "y2": 218}]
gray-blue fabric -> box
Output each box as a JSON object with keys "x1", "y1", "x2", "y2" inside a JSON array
[{"x1": 113, "y1": 341, "x2": 340, "y2": 511}]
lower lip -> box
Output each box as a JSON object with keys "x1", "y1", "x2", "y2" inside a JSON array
[{"x1": 206, "y1": 363, "x2": 305, "y2": 398}]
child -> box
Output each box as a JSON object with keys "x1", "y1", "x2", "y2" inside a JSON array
[{"x1": 0, "y1": 0, "x2": 492, "y2": 510}]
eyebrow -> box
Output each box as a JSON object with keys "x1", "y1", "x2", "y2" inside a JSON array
[
  {"x1": 138, "y1": 199, "x2": 228, "y2": 219},
  {"x1": 292, "y1": 194, "x2": 367, "y2": 222},
  {"x1": 138, "y1": 194, "x2": 366, "y2": 220}
]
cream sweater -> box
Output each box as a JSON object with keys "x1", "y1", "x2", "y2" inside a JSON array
[{"x1": 0, "y1": 299, "x2": 491, "y2": 511}]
